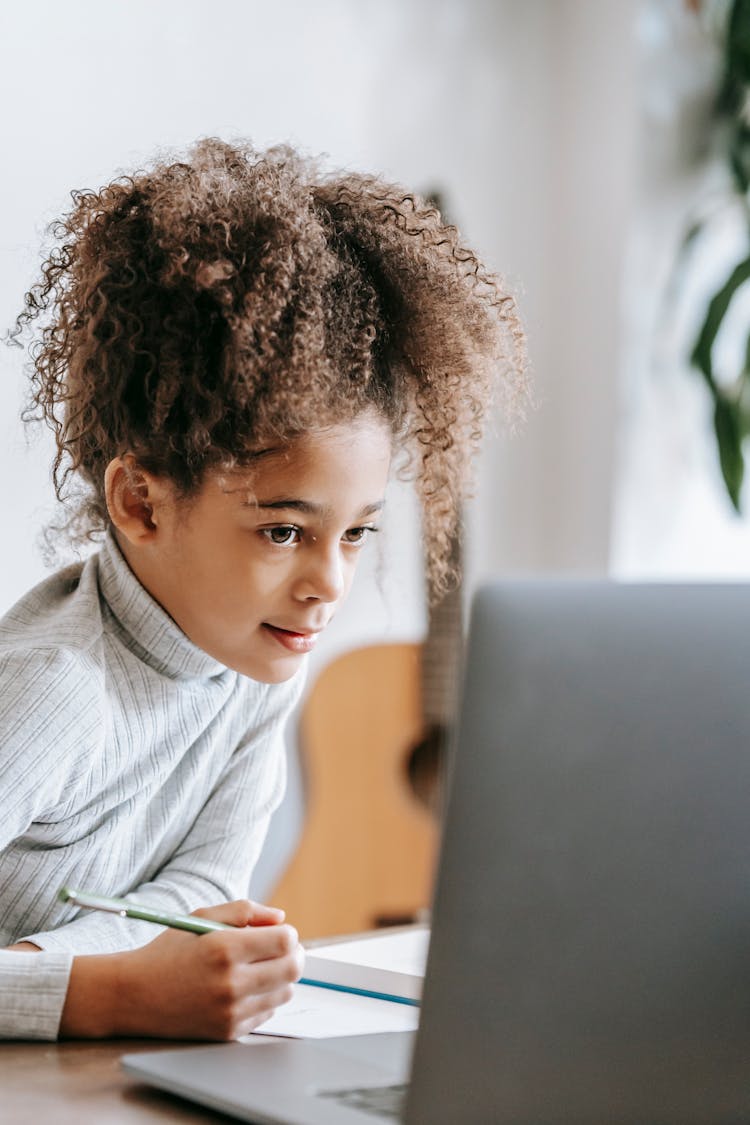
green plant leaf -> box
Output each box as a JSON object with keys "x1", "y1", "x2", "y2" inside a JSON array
[
  {"x1": 713, "y1": 392, "x2": 745, "y2": 510},
  {"x1": 690, "y1": 255, "x2": 750, "y2": 389},
  {"x1": 729, "y1": 127, "x2": 750, "y2": 192},
  {"x1": 681, "y1": 0, "x2": 750, "y2": 515},
  {"x1": 728, "y1": 0, "x2": 750, "y2": 85},
  {"x1": 740, "y1": 364, "x2": 750, "y2": 430}
]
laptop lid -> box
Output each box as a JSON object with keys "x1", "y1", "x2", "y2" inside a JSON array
[{"x1": 407, "y1": 581, "x2": 750, "y2": 1125}]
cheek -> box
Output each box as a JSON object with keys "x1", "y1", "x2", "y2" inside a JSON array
[{"x1": 342, "y1": 553, "x2": 365, "y2": 594}]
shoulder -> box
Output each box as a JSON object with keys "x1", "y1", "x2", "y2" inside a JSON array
[
  {"x1": 0, "y1": 552, "x2": 101, "y2": 658},
  {"x1": 0, "y1": 554, "x2": 107, "y2": 741}
]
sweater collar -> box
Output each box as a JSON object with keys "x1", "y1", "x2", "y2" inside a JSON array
[{"x1": 97, "y1": 530, "x2": 229, "y2": 681}]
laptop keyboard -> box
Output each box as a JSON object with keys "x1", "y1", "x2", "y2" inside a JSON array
[{"x1": 318, "y1": 1081, "x2": 408, "y2": 1120}]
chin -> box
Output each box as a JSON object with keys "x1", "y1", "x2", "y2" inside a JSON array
[{"x1": 232, "y1": 656, "x2": 304, "y2": 684}]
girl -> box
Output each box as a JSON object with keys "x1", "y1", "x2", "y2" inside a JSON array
[{"x1": 0, "y1": 138, "x2": 526, "y2": 1040}]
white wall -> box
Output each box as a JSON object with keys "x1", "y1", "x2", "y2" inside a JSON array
[{"x1": 0, "y1": 0, "x2": 642, "y2": 892}]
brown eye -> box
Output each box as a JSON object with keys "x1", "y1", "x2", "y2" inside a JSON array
[
  {"x1": 342, "y1": 526, "x2": 377, "y2": 546},
  {"x1": 263, "y1": 526, "x2": 300, "y2": 546}
]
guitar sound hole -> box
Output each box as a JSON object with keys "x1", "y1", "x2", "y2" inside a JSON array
[
  {"x1": 405, "y1": 723, "x2": 448, "y2": 816},
  {"x1": 373, "y1": 912, "x2": 423, "y2": 928}
]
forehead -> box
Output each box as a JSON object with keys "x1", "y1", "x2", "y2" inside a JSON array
[{"x1": 219, "y1": 417, "x2": 392, "y2": 500}]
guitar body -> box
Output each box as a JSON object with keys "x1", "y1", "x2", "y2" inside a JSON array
[{"x1": 271, "y1": 643, "x2": 439, "y2": 939}]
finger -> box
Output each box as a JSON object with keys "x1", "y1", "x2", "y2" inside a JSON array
[
  {"x1": 192, "y1": 899, "x2": 285, "y2": 928},
  {"x1": 197, "y1": 923, "x2": 302, "y2": 975},
  {"x1": 235, "y1": 982, "x2": 298, "y2": 1037},
  {"x1": 235, "y1": 1008, "x2": 279, "y2": 1038},
  {"x1": 239, "y1": 947, "x2": 305, "y2": 996},
  {"x1": 205, "y1": 979, "x2": 297, "y2": 1042},
  {"x1": 244, "y1": 901, "x2": 286, "y2": 926},
  {"x1": 223, "y1": 922, "x2": 301, "y2": 964}
]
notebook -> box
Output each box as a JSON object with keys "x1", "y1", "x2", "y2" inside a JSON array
[
  {"x1": 300, "y1": 926, "x2": 427, "y2": 1005},
  {"x1": 123, "y1": 580, "x2": 750, "y2": 1124}
]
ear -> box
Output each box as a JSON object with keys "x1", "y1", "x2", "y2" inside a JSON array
[{"x1": 104, "y1": 456, "x2": 171, "y2": 546}]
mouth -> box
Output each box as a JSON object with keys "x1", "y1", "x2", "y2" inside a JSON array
[{"x1": 262, "y1": 623, "x2": 322, "y2": 655}]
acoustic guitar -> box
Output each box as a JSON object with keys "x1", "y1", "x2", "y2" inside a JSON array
[{"x1": 271, "y1": 542, "x2": 463, "y2": 941}]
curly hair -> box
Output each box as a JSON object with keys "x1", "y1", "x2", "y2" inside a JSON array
[{"x1": 13, "y1": 138, "x2": 527, "y2": 596}]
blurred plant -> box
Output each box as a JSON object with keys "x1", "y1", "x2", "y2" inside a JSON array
[{"x1": 688, "y1": 0, "x2": 750, "y2": 509}]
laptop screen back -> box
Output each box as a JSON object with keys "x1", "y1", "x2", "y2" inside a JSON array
[{"x1": 407, "y1": 582, "x2": 750, "y2": 1125}]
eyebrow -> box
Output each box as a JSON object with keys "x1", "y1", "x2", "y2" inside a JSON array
[{"x1": 248, "y1": 499, "x2": 385, "y2": 518}]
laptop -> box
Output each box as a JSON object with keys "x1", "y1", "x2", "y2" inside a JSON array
[{"x1": 123, "y1": 581, "x2": 750, "y2": 1124}]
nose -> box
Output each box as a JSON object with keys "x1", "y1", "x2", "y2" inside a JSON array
[{"x1": 295, "y1": 542, "x2": 346, "y2": 604}]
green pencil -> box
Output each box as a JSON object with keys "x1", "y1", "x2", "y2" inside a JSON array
[{"x1": 58, "y1": 885, "x2": 236, "y2": 933}]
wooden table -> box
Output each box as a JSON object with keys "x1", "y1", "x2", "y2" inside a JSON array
[{"x1": 0, "y1": 1037, "x2": 250, "y2": 1123}]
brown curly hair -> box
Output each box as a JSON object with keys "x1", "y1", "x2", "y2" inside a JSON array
[{"x1": 14, "y1": 138, "x2": 527, "y2": 595}]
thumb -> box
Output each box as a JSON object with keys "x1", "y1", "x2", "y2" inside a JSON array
[{"x1": 192, "y1": 899, "x2": 286, "y2": 928}]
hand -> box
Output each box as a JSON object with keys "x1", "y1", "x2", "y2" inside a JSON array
[{"x1": 60, "y1": 899, "x2": 305, "y2": 1040}]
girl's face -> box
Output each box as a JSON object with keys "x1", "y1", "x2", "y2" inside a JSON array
[{"x1": 122, "y1": 413, "x2": 392, "y2": 682}]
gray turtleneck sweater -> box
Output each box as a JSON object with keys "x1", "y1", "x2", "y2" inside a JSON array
[{"x1": 0, "y1": 532, "x2": 304, "y2": 1039}]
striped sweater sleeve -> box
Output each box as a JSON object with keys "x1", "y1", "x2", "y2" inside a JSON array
[
  {"x1": 0, "y1": 646, "x2": 100, "y2": 1039},
  {"x1": 0, "y1": 951, "x2": 73, "y2": 1040}
]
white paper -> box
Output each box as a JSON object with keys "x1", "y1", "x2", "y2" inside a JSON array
[
  {"x1": 309, "y1": 927, "x2": 429, "y2": 976},
  {"x1": 250, "y1": 982, "x2": 420, "y2": 1039}
]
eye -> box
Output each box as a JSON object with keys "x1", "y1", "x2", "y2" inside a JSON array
[
  {"x1": 262, "y1": 525, "x2": 301, "y2": 546},
  {"x1": 342, "y1": 525, "x2": 378, "y2": 546}
]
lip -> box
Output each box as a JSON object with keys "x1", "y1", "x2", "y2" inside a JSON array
[{"x1": 262, "y1": 624, "x2": 322, "y2": 654}]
